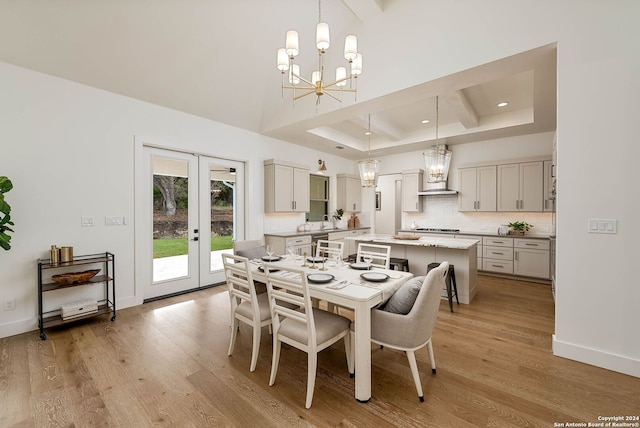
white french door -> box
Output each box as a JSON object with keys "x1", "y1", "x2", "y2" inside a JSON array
[{"x1": 139, "y1": 146, "x2": 244, "y2": 300}]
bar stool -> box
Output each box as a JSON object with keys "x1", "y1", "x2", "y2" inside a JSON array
[
  {"x1": 347, "y1": 254, "x2": 357, "y2": 263},
  {"x1": 427, "y1": 262, "x2": 458, "y2": 312},
  {"x1": 389, "y1": 257, "x2": 410, "y2": 272}
]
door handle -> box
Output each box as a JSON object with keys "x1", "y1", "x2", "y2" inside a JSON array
[{"x1": 191, "y1": 237, "x2": 199, "y2": 241}]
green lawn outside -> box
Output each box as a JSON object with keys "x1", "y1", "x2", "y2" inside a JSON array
[{"x1": 153, "y1": 235, "x2": 233, "y2": 258}]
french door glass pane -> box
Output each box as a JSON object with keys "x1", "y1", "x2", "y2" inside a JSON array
[{"x1": 208, "y1": 164, "x2": 235, "y2": 272}]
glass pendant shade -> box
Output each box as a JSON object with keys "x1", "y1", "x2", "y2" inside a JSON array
[
  {"x1": 312, "y1": 71, "x2": 321, "y2": 85},
  {"x1": 316, "y1": 23, "x2": 330, "y2": 50},
  {"x1": 423, "y1": 144, "x2": 452, "y2": 183},
  {"x1": 358, "y1": 159, "x2": 381, "y2": 188},
  {"x1": 351, "y1": 53, "x2": 363, "y2": 76},
  {"x1": 289, "y1": 64, "x2": 300, "y2": 85},
  {"x1": 335, "y1": 67, "x2": 347, "y2": 86}
]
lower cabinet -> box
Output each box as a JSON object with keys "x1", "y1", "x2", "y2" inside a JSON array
[
  {"x1": 513, "y1": 238, "x2": 550, "y2": 279},
  {"x1": 328, "y1": 228, "x2": 370, "y2": 258},
  {"x1": 482, "y1": 237, "x2": 514, "y2": 274},
  {"x1": 265, "y1": 235, "x2": 312, "y2": 257}
]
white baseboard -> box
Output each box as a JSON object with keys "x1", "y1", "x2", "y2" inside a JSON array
[
  {"x1": 553, "y1": 334, "x2": 640, "y2": 378},
  {"x1": 0, "y1": 296, "x2": 143, "y2": 339}
]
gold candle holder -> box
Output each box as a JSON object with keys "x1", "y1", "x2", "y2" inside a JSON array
[
  {"x1": 60, "y1": 246, "x2": 73, "y2": 262},
  {"x1": 301, "y1": 252, "x2": 308, "y2": 267},
  {"x1": 319, "y1": 249, "x2": 328, "y2": 271}
]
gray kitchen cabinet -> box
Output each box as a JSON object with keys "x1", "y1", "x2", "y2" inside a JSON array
[
  {"x1": 497, "y1": 161, "x2": 543, "y2": 212},
  {"x1": 458, "y1": 166, "x2": 496, "y2": 212},
  {"x1": 264, "y1": 159, "x2": 310, "y2": 213},
  {"x1": 265, "y1": 234, "x2": 312, "y2": 257},
  {"x1": 482, "y1": 237, "x2": 514, "y2": 274},
  {"x1": 336, "y1": 174, "x2": 362, "y2": 212},
  {"x1": 513, "y1": 238, "x2": 550, "y2": 279},
  {"x1": 543, "y1": 160, "x2": 555, "y2": 212},
  {"x1": 402, "y1": 169, "x2": 423, "y2": 212},
  {"x1": 329, "y1": 228, "x2": 370, "y2": 257}
]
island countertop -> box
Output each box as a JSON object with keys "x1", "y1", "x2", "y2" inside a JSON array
[{"x1": 348, "y1": 233, "x2": 479, "y2": 250}]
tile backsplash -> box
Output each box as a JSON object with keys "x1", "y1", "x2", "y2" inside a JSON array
[{"x1": 403, "y1": 195, "x2": 553, "y2": 236}]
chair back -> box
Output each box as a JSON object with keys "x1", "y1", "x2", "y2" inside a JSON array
[
  {"x1": 356, "y1": 243, "x2": 391, "y2": 269},
  {"x1": 222, "y1": 253, "x2": 259, "y2": 318},
  {"x1": 263, "y1": 264, "x2": 316, "y2": 346},
  {"x1": 315, "y1": 239, "x2": 344, "y2": 260},
  {"x1": 409, "y1": 261, "x2": 449, "y2": 344}
]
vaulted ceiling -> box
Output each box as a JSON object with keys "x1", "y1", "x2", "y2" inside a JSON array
[{"x1": 0, "y1": 0, "x2": 556, "y2": 160}]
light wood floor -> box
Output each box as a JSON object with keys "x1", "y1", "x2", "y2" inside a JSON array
[{"x1": 2, "y1": 275, "x2": 639, "y2": 427}]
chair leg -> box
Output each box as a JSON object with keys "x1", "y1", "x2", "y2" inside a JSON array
[
  {"x1": 249, "y1": 322, "x2": 261, "y2": 372},
  {"x1": 446, "y1": 272, "x2": 454, "y2": 312},
  {"x1": 306, "y1": 352, "x2": 318, "y2": 409},
  {"x1": 450, "y1": 268, "x2": 459, "y2": 305},
  {"x1": 345, "y1": 333, "x2": 354, "y2": 376},
  {"x1": 427, "y1": 339, "x2": 436, "y2": 374},
  {"x1": 228, "y1": 317, "x2": 239, "y2": 356},
  {"x1": 269, "y1": 338, "x2": 281, "y2": 386},
  {"x1": 406, "y1": 350, "x2": 424, "y2": 402}
]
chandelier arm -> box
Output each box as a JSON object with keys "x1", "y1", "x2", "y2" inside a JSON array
[
  {"x1": 282, "y1": 84, "x2": 314, "y2": 90},
  {"x1": 324, "y1": 87, "x2": 356, "y2": 93},
  {"x1": 323, "y1": 76, "x2": 351, "y2": 87},
  {"x1": 293, "y1": 89, "x2": 318, "y2": 100},
  {"x1": 324, "y1": 91, "x2": 342, "y2": 102}
]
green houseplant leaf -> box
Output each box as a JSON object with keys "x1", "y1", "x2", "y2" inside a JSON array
[
  {"x1": 507, "y1": 221, "x2": 533, "y2": 231},
  {"x1": 0, "y1": 176, "x2": 14, "y2": 251}
]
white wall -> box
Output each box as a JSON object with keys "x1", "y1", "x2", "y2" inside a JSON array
[{"x1": 0, "y1": 61, "x2": 354, "y2": 337}]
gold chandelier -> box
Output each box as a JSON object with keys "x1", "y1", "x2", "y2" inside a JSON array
[{"x1": 276, "y1": 0, "x2": 362, "y2": 105}]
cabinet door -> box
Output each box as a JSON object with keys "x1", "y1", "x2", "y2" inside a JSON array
[
  {"x1": 346, "y1": 177, "x2": 362, "y2": 212},
  {"x1": 514, "y1": 248, "x2": 549, "y2": 278},
  {"x1": 497, "y1": 164, "x2": 520, "y2": 211},
  {"x1": 273, "y1": 164, "x2": 294, "y2": 212},
  {"x1": 476, "y1": 166, "x2": 497, "y2": 212},
  {"x1": 293, "y1": 167, "x2": 310, "y2": 212},
  {"x1": 402, "y1": 172, "x2": 422, "y2": 212},
  {"x1": 458, "y1": 167, "x2": 478, "y2": 212},
  {"x1": 520, "y1": 161, "x2": 543, "y2": 211}
]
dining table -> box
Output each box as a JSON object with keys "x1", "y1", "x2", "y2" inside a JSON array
[{"x1": 249, "y1": 254, "x2": 414, "y2": 402}]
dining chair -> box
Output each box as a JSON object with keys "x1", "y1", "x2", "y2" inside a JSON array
[
  {"x1": 263, "y1": 263, "x2": 353, "y2": 409},
  {"x1": 232, "y1": 239, "x2": 266, "y2": 259},
  {"x1": 222, "y1": 253, "x2": 272, "y2": 372},
  {"x1": 356, "y1": 243, "x2": 391, "y2": 269},
  {"x1": 315, "y1": 239, "x2": 344, "y2": 261},
  {"x1": 367, "y1": 261, "x2": 449, "y2": 402}
]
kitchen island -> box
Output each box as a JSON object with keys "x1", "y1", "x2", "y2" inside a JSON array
[{"x1": 347, "y1": 234, "x2": 479, "y2": 304}]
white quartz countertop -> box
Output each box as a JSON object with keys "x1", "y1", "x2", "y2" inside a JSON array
[
  {"x1": 347, "y1": 234, "x2": 479, "y2": 250},
  {"x1": 398, "y1": 229, "x2": 551, "y2": 239},
  {"x1": 264, "y1": 227, "x2": 370, "y2": 238}
]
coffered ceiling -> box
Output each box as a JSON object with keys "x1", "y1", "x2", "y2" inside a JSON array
[{"x1": 0, "y1": 0, "x2": 556, "y2": 160}]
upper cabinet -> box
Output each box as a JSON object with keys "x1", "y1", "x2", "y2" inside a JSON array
[
  {"x1": 336, "y1": 173, "x2": 362, "y2": 212},
  {"x1": 458, "y1": 166, "x2": 496, "y2": 212},
  {"x1": 543, "y1": 160, "x2": 554, "y2": 212},
  {"x1": 402, "y1": 169, "x2": 423, "y2": 212},
  {"x1": 497, "y1": 161, "x2": 543, "y2": 212},
  {"x1": 264, "y1": 159, "x2": 310, "y2": 213}
]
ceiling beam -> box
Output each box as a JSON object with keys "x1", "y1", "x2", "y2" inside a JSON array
[{"x1": 447, "y1": 90, "x2": 479, "y2": 129}]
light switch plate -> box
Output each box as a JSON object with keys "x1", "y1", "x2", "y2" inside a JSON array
[
  {"x1": 588, "y1": 219, "x2": 617, "y2": 234},
  {"x1": 81, "y1": 216, "x2": 95, "y2": 227}
]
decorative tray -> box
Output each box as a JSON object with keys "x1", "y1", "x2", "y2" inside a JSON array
[
  {"x1": 393, "y1": 234, "x2": 420, "y2": 240},
  {"x1": 51, "y1": 269, "x2": 101, "y2": 285}
]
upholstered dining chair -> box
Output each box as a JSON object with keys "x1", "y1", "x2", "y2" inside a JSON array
[
  {"x1": 263, "y1": 263, "x2": 352, "y2": 409},
  {"x1": 232, "y1": 239, "x2": 266, "y2": 259},
  {"x1": 367, "y1": 261, "x2": 449, "y2": 402},
  {"x1": 356, "y1": 243, "x2": 391, "y2": 269},
  {"x1": 222, "y1": 253, "x2": 272, "y2": 372}
]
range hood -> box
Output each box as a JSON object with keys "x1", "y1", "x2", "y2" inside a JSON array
[{"x1": 419, "y1": 144, "x2": 457, "y2": 196}]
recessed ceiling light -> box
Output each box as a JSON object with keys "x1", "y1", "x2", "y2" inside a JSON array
[
  {"x1": 497, "y1": 102, "x2": 508, "y2": 107},
  {"x1": 365, "y1": 131, "x2": 372, "y2": 136},
  {"x1": 421, "y1": 119, "x2": 430, "y2": 124},
  {"x1": 335, "y1": 145, "x2": 344, "y2": 150}
]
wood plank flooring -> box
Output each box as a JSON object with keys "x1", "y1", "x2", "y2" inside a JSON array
[{"x1": 2, "y1": 275, "x2": 639, "y2": 427}]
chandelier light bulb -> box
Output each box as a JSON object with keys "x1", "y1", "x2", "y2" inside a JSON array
[
  {"x1": 285, "y1": 30, "x2": 299, "y2": 57},
  {"x1": 351, "y1": 53, "x2": 362, "y2": 76},
  {"x1": 344, "y1": 35, "x2": 358, "y2": 61},
  {"x1": 312, "y1": 71, "x2": 321, "y2": 85},
  {"x1": 316, "y1": 23, "x2": 330, "y2": 51},
  {"x1": 276, "y1": 48, "x2": 289, "y2": 72}
]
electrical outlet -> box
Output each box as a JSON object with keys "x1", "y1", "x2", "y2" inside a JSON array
[
  {"x1": 105, "y1": 216, "x2": 123, "y2": 226},
  {"x1": 4, "y1": 298, "x2": 16, "y2": 311},
  {"x1": 81, "y1": 216, "x2": 95, "y2": 227}
]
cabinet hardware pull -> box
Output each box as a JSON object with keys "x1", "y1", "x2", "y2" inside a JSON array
[
  {"x1": 492, "y1": 264, "x2": 502, "y2": 268},
  {"x1": 525, "y1": 243, "x2": 537, "y2": 246}
]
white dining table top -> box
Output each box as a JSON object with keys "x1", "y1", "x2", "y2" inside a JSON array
[{"x1": 249, "y1": 255, "x2": 413, "y2": 305}]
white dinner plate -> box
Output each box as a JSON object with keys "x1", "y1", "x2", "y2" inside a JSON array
[
  {"x1": 307, "y1": 273, "x2": 335, "y2": 284},
  {"x1": 261, "y1": 255, "x2": 281, "y2": 262},
  {"x1": 307, "y1": 256, "x2": 325, "y2": 263},
  {"x1": 349, "y1": 262, "x2": 369, "y2": 270},
  {"x1": 258, "y1": 265, "x2": 279, "y2": 273},
  {"x1": 360, "y1": 272, "x2": 389, "y2": 282}
]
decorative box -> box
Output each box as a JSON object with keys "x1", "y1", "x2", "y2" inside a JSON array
[{"x1": 61, "y1": 298, "x2": 98, "y2": 320}]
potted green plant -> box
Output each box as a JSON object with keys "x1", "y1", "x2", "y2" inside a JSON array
[
  {"x1": 332, "y1": 208, "x2": 344, "y2": 228},
  {"x1": 507, "y1": 221, "x2": 533, "y2": 235},
  {"x1": 0, "y1": 176, "x2": 15, "y2": 250}
]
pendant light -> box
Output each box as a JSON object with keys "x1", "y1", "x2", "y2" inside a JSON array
[
  {"x1": 423, "y1": 96, "x2": 452, "y2": 183},
  {"x1": 358, "y1": 114, "x2": 381, "y2": 187}
]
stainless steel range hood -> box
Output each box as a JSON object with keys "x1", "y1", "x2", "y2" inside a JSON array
[{"x1": 417, "y1": 188, "x2": 458, "y2": 196}]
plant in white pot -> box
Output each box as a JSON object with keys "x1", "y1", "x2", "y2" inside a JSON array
[{"x1": 332, "y1": 209, "x2": 344, "y2": 229}]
